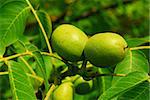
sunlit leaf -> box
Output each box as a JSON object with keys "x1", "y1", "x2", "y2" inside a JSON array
[
  {"x1": 8, "y1": 60, "x2": 36, "y2": 100},
  {"x1": 98, "y1": 71, "x2": 149, "y2": 100},
  {"x1": 114, "y1": 50, "x2": 149, "y2": 76},
  {"x1": 37, "y1": 10, "x2": 52, "y2": 38},
  {"x1": 12, "y1": 40, "x2": 39, "y2": 54},
  {"x1": 112, "y1": 50, "x2": 149, "y2": 86},
  {"x1": 37, "y1": 10, "x2": 52, "y2": 50},
  {"x1": 0, "y1": 0, "x2": 30, "y2": 49}
]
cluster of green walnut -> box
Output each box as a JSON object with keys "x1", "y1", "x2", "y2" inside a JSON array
[
  {"x1": 51, "y1": 24, "x2": 128, "y2": 99},
  {"x1": 52, "y1": 24, "x2": 127, "y2": 67}
]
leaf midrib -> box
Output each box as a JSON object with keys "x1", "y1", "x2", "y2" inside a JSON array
[
  {"x1": 129, "y1": 50, "x2": 133, "y2": 73},
  {"x1": 2, "y1": 6, "x2": 30, "y2": 41},
  {"x1": 8, "y1": 63, "x2": 19, "y2": 100}
]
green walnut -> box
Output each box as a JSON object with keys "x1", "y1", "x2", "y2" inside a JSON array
[
  {"x1": 84, "y1": 33, "x2": 127, "y2": 67},
  {"x1": 52, "y1": 24, "x2": 88, "y2": 62},
  {"x1": 52, "y1": 82, "x2": 74, "y2": 100},
  {"x1": 73, "y1": 75, "x2": 93, "y2": 94}
]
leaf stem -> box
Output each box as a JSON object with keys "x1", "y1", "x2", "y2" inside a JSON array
[
  {"x1": 0, "y1": 51, "x2": 31, "y2": 62},
  {"x1": 0, "y1": 71, "x2": 9, "y2": 75},
  {"x1": 130, "y1": 46, "x2": 150, "y2": 50},
  {"x1": 0, "y1": 51, "x2": 64, "y2": 64},
  {"x1": 81, "y1": 59, "x2": 87, "y2": 70},
  {"x1": 25, "y1": 0, "x2": 52, "y2": 53},
  {"x1": 90, "y1": 72, "x2": 126, "y2": 78},
  {"x1": 78, "y1": 59, "x2": 88, "y2": 77},
  {"x1": 6, "y1": 61, "x2": 19, "y2": 100},
  {"x1": 27, "y1": 73, "x2": 44, "y2": 83},
  {"x1": 19, "y1": 56, "x2": 36, "y2": 75},
  {"x1": 41, "y1": 52, "x2": 63, "y2": 61},
  {"x1": 44, "y1": 84, "x2": 56, "y2": 100}
]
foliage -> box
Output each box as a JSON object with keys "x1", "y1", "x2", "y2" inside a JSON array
[{"x1": 0, "y1": 0, "x2": 149, "y2": 100}]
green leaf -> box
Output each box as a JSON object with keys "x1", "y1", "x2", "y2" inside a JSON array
[
  {"x1": 114, "y1": 50, "x2": 149, "y2": 76},
  {"x1": 98, "y1": 71, "x2": 149, "y2": 100},
  {"x1": 13, "y1": 41, "x2": 38, "y2": 53},
  {"x1": 17, "y1": 55, "x2": 43, "y2": 91},
  {"x1": 126, "y1": 36, "x2": 150, "y2": 47},
  {"x1": 112, "y1": 50, "x2": 149, "y2": 86},
  {"x1": 25, "y1": 43, "x2": 39, "y2": 52},
  {"x1": 118, "y1": 81, "x2": 150, "y2": 100},
  {"x1": 97, "y1": 68, "x2": 113, "y2": 94},
  {"x1": 32, "y1": 51, "x2": 50, "y2": 92},
  {"x1": 12, "y1": 40, "x2": 27, "y2": 53},
  {"x1": 0, "y1": 0, "x2": 30, "y2": 48},
  {"x1": 37, "y1": 10, "x2": 52, "y2": 38},
  {"x1": 0, "y1": 41, "x2": 6, "y2": 56},
  {"x1": 42, "y1": 55, "x2": 53, "y2": 80},
  {"x1": 0, "y1": 0, "x2": 24, "y2": 8},
  {"x1": 37, "y1": 10, "x2": 52, "y2": 49},
  {"x1": 8, "y1": 60, "x2": 36, "y2": 100}
]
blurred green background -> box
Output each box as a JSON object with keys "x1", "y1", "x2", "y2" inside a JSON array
[{"x1": 27, "y1": 0, "x2": 149, "y2": 38}]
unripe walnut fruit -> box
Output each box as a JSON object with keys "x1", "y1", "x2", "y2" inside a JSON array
[
  {"x1": 52, "y1": 24, "x2": 88, "y2": 62},
  {"x1": 52, "y1": 82, "x2": 74, "y2": 100},
  {"x1": 84, "y1": 33, "x2": 127, "y2": 67}
]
